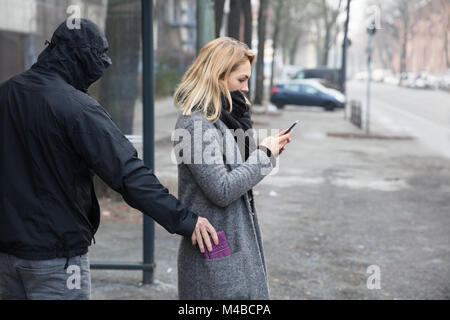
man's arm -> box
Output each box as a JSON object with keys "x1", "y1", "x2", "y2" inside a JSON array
[{"x1": 68, "y1": 103, "x2": 217, "y2": 250}]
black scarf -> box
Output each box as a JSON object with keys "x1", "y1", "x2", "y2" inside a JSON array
[
  {"x1": 220, "y1": 91, "x2": 256, "y2": 161},
  {"x1": 220, "y1": 91, "x2": 257, "y2": 212}
]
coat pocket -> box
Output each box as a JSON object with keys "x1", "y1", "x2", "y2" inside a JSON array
[{"x1": 200, "y1": 251, "x2": 249, "y2": 300}]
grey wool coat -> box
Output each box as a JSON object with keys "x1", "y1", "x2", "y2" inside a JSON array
[{"x1": 174, "y1": 111, "x2": 276, "y2": 300}]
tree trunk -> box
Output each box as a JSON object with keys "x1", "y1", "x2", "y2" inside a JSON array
[
  {"x1": 95, "y1": 0, "x2": 140, "y2": 197},
  {"x1": 215, "y1": 0, "x2": 226, "y2": 37},
  {"x1": 280, "y1": 9, "x2": 293, "y2": 65},
  {"x1": 289, "y1": 35, "x2": 301, "y2": 65},
  {"x1": 445, "y1": 26, "x2": 450, "y2": 69},
  {"x1": 313, "y1": 18, "x2": 323, "y2": 66},
  {"x1": 400, "y1": 39, "x2": 407, "y2": 74},
  {"x1": 254, "y1": 0, "x2": 268, "y2": 105},
  {"x1": 399, "y1": 1, "x2": 410, "y2": 75},
  {"x1": 270, "y1": 1, "x2": 283, "y2": 91},
  {"x1": 197, "y1": 0, "x2": 216, "y2": 53},
  {"x1": 319, "y1": 0, "x2": 342, "y2": 67},
  {"x1": 99, "y1": 0, "x2": 140, "y2": 135},
  {"x1": 242, "y1": 0, "x2": 252, "y2": 48},
  {"x1": 340, "y1": 0, "x2": 351, "y2": 93},
  {"x1": 442, "y1": 0, "x2": 450, "y2": 69},
  {"x1": 321, "y1": 26, "x2": 331, "y2": 66},
  {"x1": 228, "y1": 0, "x2": 242, "y2": 40},
  {"x1": 400, "y1": 20, "x2": 408, "y2": 74},
  {"x1": 320, "y1": 0, "x2": 329, "y2": 67},
  {"x1": 242, "y1": 0, "x2": 252, "y2": 92}
]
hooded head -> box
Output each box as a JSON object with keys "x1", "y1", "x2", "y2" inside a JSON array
[{"x1": 33, "y1": 19, "x2": 112, "y2": 92}]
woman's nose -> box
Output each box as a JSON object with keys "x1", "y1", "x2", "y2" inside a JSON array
[{"x1": 241, "y1": 86, "x2": 249, "y2": 93}]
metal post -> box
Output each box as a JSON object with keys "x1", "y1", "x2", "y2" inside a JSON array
[
  {"x1": 366, "y1": 36, "x2": 372, "y2": 135},
  {"x1": 196, "y1": 0, "x2": 215, "y2": 54},
  {"x1": 341, "y1": 0, "x2": 351, "y2": 119},
  {"x1": 366, "y1": 21, "x2": 376, "y2": 135},
  {"x1": 90, "y1": 0, "x2": 156, "y2": 281},
  {"x1": 142, "y1": 0, "x2": 155, "y2": 285}
]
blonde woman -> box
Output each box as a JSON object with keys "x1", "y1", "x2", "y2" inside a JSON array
[{"x1": 173, "y1": 37, "x2": 292, "y2": 300}]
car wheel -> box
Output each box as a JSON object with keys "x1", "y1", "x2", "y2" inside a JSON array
[
  {"x1": 324, "y1": 102, "x2": 335, "y2": 111},
  {"x1": 276, "y1": 104, "x2": 285, "y2": 110}
]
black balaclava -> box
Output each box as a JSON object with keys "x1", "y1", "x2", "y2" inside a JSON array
[{"x1": 32, "y1": 19, "x2": 112, "y2": 93}]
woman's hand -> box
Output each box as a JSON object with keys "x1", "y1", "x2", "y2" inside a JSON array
[
  {"x1": 192, "y1": 217, "x2": 219, "y2": 253},
  {"x1": 259, "y1": 130, "x2": 292, "y2": 157}
]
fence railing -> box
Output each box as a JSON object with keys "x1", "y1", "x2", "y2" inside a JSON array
[{"x1": 350, "y1": 100, "x2": 362, "y2": 129}]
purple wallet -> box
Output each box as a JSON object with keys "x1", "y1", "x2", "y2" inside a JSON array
[{"x1": 203, "y1": 231, "x2": 232, "y2": 260}]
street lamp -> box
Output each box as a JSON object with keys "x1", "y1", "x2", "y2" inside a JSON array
[{"x1": 366, "y1": 20, "x2": 376, "y2": 135}]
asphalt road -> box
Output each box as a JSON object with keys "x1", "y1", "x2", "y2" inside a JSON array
[{"x1": 347, "y1": 81, "x2": 450, "y2": 158}]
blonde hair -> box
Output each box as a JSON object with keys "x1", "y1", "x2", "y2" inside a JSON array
[{"x1": 173, "y1": 37, "x2": 255, "y2": 122}]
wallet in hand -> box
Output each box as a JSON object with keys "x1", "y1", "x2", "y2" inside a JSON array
[{"x1": 203, "y1": 230, "x2": 232, "y2": 260}]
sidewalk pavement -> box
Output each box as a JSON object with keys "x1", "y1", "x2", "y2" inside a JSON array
[{"x1": 90, "y1": 104, "x2": 450, "y2": 300}]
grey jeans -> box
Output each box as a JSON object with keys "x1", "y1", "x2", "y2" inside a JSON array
[{"x1": 0, "y1": 252, "x2": 91, "y2": 300}]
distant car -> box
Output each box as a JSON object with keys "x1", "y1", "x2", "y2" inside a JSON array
[
  {"x1": 400, "y1": 72, "x2": 417, "y2": 87},
  {"x1": 372, "y1": 69, "x2": 390, "y2": 82},
  {"x1": 279, "y1": 64, "x2": 304, "y2": 81},
  {"x1": 399, "y1": 72, "x2": 439, "y2": 89},
  {"x1": 270, "y1": 79, "x2": 346, "y2": 111},
  {"x1": 354, "y1": 71, "x2": 368, "y2": 81},
  {"x1": 438, "y1": 70, "x2": 450, "y2": 90},
  {"x1": 413, "y1": 73, "x2": 440, "y2": 90},
  {"x1": 383, "y1": 72, "x2": 400, "y2": 86},
  {"x1": 312, "y1": 77, "x2": 342, "y2": 91},
  {"x1": 293, "y1": 68, "x2": 342, "y2": 91}
]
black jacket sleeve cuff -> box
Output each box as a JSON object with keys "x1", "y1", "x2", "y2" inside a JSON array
[
  {"x1": 174, "y1": 210, "x2": 198, "y2": 237},
  {"x1": 257, "y1": 145, "x2": 277, "y2": 168}
]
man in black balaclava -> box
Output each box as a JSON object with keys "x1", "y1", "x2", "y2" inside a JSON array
[{"x1": 0, "y1": 19, "x2": 218, "y2": 300}]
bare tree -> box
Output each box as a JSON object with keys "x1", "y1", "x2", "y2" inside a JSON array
[
  {"x1": 368, "y1": 0, "x2": 397, "y2": 70},
  {"x1": 98, "y1": 0, "x2": 140, "y2": 134},
  {"x1": 279, "y1": 0, "x2": 311, "y2": 66},
  {"x1": 283, "y1": 0, "x2": 343, "y2": 68},
  {"x1": 269, "y1": 0, "x2": 285, "y2": 90},
  {"x1": 226, "y1": 0, "x2": 252, "y2": 47},
  {"x1": 380, "y1": 0, "x2": 422, "y2": 74},
  {"x1": 242, "y1": 0, "x2": 252, "y2": 48},
  {"x1": 340, "y1": 0, "x2": 351, "y2": 93},
  {"x1": 279, "y1": 6, "x2": 294, "y2": 65},
  {"x1": 215, "y1": 0, "x2": 226, "y2": 37},
  {"x1": 374, "y1": 33, "x2": 394, "y2": 69},
  {"x1": 215, "y1": 0, "x2": 252, "y2": 48},
  {"x1": 440, "y1": 0, "x2": 450, "y2": 69},
  {"x1": 398, "y1": 0, "x2": 412, "y2": 74},
  {"x1": 254, "y1": 0, "x2": 268, "y2": 105},
  {"x1": 228, "y1": 0, "x2": 241, "y2": 40},
  {"x1": 316, "y1": 0, "x2": 343, "y2": 67}
]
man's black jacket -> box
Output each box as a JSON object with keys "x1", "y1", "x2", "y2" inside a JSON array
[{"x1": 0, "y1": 20, "x2": 197, "y2": 260}]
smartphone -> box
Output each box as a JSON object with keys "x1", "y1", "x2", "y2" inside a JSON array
[{"x1": 284, "y1": 120, "x2": 299, "y2": 134}]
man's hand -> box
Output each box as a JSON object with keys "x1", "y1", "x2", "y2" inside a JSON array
[{"x1": 191, "y1": 217, "x2": 219, "y2": 253}]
